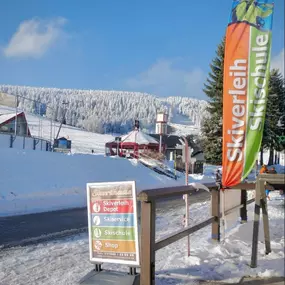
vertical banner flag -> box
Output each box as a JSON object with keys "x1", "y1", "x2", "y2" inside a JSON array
[
  {"x1": 87, "y1": 181, "x2": 140, "y2": 266},
  {"x1": 222, "y1": 0, "x2": 274, "y2": 187}
]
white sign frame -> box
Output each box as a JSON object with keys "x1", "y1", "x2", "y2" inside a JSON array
[{"x1": 86, "y1": 181, "x2": 140, "y2": 266}]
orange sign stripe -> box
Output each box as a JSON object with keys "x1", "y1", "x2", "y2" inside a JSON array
[
  {"x1": 223, "y1": 23, "x2": 250, "y2": 187},
  {"x1": 92, "y1": 239, "x2": 136, "y2": 253}
]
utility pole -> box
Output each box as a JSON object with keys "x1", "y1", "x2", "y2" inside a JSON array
[
  {"x1": 50, "y1": 109, "x2": 53, "y2": 150},
  {"x1": 182, "y1": 136, "x2": 190, "y2": 257},
  {"x1": 14, "y1": 95, "x2": 18, "y2": 138}
]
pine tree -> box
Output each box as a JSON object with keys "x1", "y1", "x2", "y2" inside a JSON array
[
  {"x1": 201, "y1": 38, "x2": 225, "y2": 164},
  {"x1": 261, "y1": 69, "x2": 285, "y2": 165}
]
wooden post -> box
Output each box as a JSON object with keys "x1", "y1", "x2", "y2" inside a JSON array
[
  {"x1": 140, "y1": 201, "x2": 156, "y2": 285},
  {"x1": 240, "y1": 189, "x2": 247, "y2": 223},
  {"x1": 211, "y1": 187, "x2": 220, "y2": 242},
  {"x1": 251, "y1": 179, "x2": 261, "y2": 268},
  {"x1": 260, "y1": 183, "x2": 271, "y2": 255}
]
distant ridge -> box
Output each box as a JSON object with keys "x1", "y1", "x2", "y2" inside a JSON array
[{"x1": 0, "y1": 85, "x2": 208, "y2": 135}]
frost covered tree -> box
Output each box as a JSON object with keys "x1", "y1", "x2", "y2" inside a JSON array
[{"x1": 0, "y1": 85, "x2": 209, "y2": 134}]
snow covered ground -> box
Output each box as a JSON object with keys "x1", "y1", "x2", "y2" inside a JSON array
[
  {"x1": 0, "y1": 146, "x2": 222, "y2": 217},
  {"x1": 0, "y1": 192, "x2": 283, "y2": 285},
  {"x1": 1, "y1": 105, "x2": 284, "y2": 284},
  {"x1": 0, "y1": 147, "x2": 191, "y2": 217},
  {"x1": 0, "y1": 105, "x2": 114, "y2": 154}
]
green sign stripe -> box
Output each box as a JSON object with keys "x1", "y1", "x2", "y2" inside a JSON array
[
  {"x1": 92, "y1": 226, "x2": 136, "y2": 241},
  {"x1": 242, "y1": 27, "x2": 272, "y2": 180}
]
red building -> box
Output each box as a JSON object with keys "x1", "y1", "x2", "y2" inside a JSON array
[
  {"x1": 105, "y1": 130, "x2": 163, "y2": 158},
  {"x1": 0, "y1": 112, "x2": 31, "y2": 136}
]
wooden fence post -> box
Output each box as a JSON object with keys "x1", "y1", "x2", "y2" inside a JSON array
[
  {"x1": 260, "y1": 183, "x2": 271, "y2": 255},
  {"x1": 211, "y1": 187, "x2": 220, "y2": 242},
  {"x1": 140, "y1": 200, "x2": 156, "y2": 285},
  {"x1": 240, "y1": 189, "x2": 247, "y2": 223},
  {"x1": 251, "y1": 179, "x2": 261, "y2": 268}
]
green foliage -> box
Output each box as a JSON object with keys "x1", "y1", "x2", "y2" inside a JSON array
[
  {"x1": 262, "y1": 69, "x2": 285, "y2": 157},
  {"x1": 202, "y1": 39, "x2": 285, "y2": 165},
  {"x1": 201, "y1": 38, "x2": 225, "y2": 164}
]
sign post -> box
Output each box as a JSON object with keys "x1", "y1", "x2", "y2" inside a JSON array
[
  {"x1": 182, "y1": 136, "x2": 190, "y2": 257},
  {"x1": 80, "y1": 181, "x2": 140, "y2": 285},
  {"x1": 115, "y1": 137, "x2": 121, "y2": 156}
]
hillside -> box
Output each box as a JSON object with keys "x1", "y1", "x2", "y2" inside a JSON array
[
  {"x1": 0, "y1": 85, "x2": 208, "y2": 134},
  {"x1": 0, "y1": 105, "x2": 113, "y2": 154}
]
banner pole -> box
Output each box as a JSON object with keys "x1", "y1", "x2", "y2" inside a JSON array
[{"x1": 221, "y1": 188, "x2": 226, "y2": 241}]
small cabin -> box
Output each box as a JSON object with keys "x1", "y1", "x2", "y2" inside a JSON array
[{"x1": 53, "y1": 137, "x2": 72, "y2": 153}]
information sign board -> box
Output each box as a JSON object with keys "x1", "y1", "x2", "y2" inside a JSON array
[{"x1": 87, "y1": 181, "x2": 140, "y2": 266}]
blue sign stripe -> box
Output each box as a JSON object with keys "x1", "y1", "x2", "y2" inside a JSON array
[{"x1": 91, "y1": 213, "x2": 135, "y2": 227}]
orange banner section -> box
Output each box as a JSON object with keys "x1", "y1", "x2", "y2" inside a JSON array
[
  {"x1": 222, "y1": 23, "x2": 250, "y2": 187},
  {"x1": 92, "y1": 239, "x2": 136, "y2": 253}
]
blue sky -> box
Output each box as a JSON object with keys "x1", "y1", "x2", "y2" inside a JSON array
[{"x1": 0, "y1": 0, "x2": 284, "y2": 99}]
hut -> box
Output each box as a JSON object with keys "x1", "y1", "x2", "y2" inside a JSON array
[
  {"x1": 0, "y1": 112, "x2": 31, "y2": 136},
  {"x1": 105, "y1": 130, "x2": 162, "y2": 158},
  {"x1": 53, "y1": 137, "x2": 72, "y2": 153}
]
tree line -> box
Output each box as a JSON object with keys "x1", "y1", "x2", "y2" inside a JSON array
[{"x1": 0, "y1": 85, "x2": 207, "y2": 134}]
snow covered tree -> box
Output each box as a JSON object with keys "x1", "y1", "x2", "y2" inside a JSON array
[
  {"x1": 0, "y1": 85, "x2": 209, "y2": 135},
  {"x1": 201, "y1": 38, "x2": 225, "y2": 164}
]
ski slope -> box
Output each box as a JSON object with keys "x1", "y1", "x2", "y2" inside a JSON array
[
  {"x1": 0, "y1": 105, "x2": 114, "y2": 154},
  {"x1": 0, "y1": 105, "x2": 216, "y2": 217},
  {"x1": 0, "y1": 147, "x2": 190, "y2": 217}
]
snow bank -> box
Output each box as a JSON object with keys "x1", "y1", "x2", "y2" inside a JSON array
[{"x1": 0, "y1": 148, "x2": 186, "y2": 217}]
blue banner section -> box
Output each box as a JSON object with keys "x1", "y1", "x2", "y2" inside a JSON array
[
  {"x1": 229, "y1": 0, "x2": 274, "y2": 30},
  {"x1": 91, "y1": 213, "x2": 135, "y2": 227}
]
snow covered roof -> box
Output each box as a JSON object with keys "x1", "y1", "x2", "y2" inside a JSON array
[
  {"x1": 0, "y1": 112, "x2": 23, "y2": 125},
  {"x1": 121, "y1": 130, "x2": 159, "y2": 145}
]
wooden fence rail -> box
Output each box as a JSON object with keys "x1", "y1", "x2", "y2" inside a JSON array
[{"x1": 138, "y1": 182, "x2": 256, "y2": 285}]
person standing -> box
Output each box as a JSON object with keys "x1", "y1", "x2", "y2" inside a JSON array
[{"x1": 260, "y1": 164, "x2": 268, "y2": 174}]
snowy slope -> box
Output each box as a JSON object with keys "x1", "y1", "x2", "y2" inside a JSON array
[
  {"x1": 0, "y1": 147, "x2": 188, "y2": 217},
  {"x1": 0, "y1": 146, "x2": 220, "y2": 217},
  {"x1": 0, "y1": 192, "x2": 283, "y2": 284},
  {"x1": 0, "y1": 105, "x2": 114, "y2": 154},
  {"x1": 0, "y1": 105, "x2": 216, "y2": 217}
]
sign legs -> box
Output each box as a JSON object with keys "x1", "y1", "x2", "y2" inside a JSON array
[{"x1": 250, "y1": 179, "x2": 271, "y2": 268}]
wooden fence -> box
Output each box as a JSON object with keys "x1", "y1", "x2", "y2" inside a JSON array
[{"x1": 137, "y1": 182, "x2": 256, "y2": 285}]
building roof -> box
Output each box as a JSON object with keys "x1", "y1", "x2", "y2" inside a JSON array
[
  {"x1": 121, "y1": 130, "x2": 159, "y2": 145},
  {"x1": 57, "y1": 137, "x2": 69, "y2": 141},
  {"x1": 149, "y1": 134, "x2": 202, "y2": 156},
  {"x1": 0, "y1": 112, "x2": 23, "y2": 126}
]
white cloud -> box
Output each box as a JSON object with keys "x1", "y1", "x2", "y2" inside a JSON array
[
  {"x1": 3, "y1": 17, "x2": 67, "y2": 59},
  {"x1": 271, "y1": 48, "x2": 284, "y2": 76},
  {"x1": 125, "y1": 58, "x2": 205, "y2": 98}
]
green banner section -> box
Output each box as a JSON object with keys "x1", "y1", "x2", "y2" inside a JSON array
[
  {"x1": 92, "y1": 226, "x2": 135, "y2": 241},
  {"x1": 243, "y1": 27, "x2": 272, "y2": 180}
]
